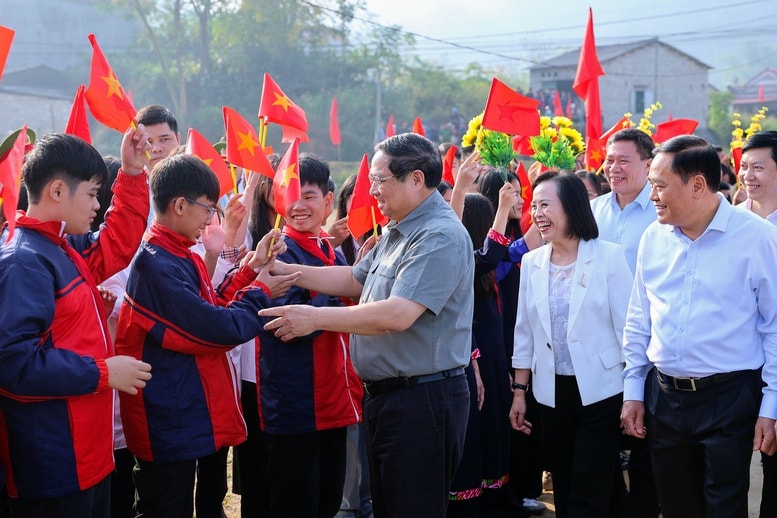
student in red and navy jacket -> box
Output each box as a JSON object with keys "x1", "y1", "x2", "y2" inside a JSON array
[
  {"x1": 115, "y1": 154, "x2": 296, "y2": 517},
  {"x1": 255, "y1": 155, "x2": 363, "y2": 518},
  {"x1": 0, "y1": 130, "x2": 153, "y2": 517}
]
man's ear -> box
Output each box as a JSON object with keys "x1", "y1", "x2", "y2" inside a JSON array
[
  {"x1": 324, "y1": 190, "x2": 334, "y2": 212},
  {"x1": 46, "y1": 179, "x2": 67, "y2": 202}
]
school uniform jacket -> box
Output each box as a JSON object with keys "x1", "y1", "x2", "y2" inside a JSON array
[
  {"x1": 115, "y1": 226, "x2": 272, "y2": 463},
  {"x1": 0, "y1": 172, "x2": 149, "y2": 498},
  {"x1": 512, "y1": 238, "x2": 633, "y2": 407},
  {"x1": 256, "y1": 228, "x2": 363, "y2": 435}
]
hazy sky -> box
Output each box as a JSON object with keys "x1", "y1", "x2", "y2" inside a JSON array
[{"x1": 359, "y1": 0, "x2": 777, "y2": 87}]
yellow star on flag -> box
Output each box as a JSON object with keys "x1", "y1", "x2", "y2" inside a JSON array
[
  {"x1": 281, "y1": 164, "x2": 299, "y2": 186},
  {"x1": 202, "y1": 158, "x2": 213, "y2": 167},
  {"x1": 521, "y1": 185, "x2": 530, "y2": 200},
  {"x1": 237, "y1": 131, "x2": 259, "y2": 156},
  {"x1": 101, "y1": 71, "x2": 124, "y2": 99},
  {"x1": 590, "y1": 148, "x2": 603, "y2": 163},
  {"x1": 272, "y1": 92, "x2": 291, "y2": 112}
]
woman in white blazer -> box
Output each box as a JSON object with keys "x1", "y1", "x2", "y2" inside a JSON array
[{"x1": 508, "y1": 172, "x2": 633, "y2": 518}]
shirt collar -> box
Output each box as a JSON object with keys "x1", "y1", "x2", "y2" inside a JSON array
[{"x1": 387, "y1": 190, "x2": 444, "y2": 237}]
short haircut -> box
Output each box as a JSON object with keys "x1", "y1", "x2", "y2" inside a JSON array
[
  {"x1": 375, "y1": 133, "x2": 442, "y2": 189},
  {"x1": 136, "y1": 104, "x2": 178, "y2": 135},
  {"x1": 742, "y1": 130, "x2": 777, "y2": 167},
  {"x1": 150, "y1": 154, "x2": 219, "y2": 214},
  {"x1": 608, "y1": 128, "x2": 655, "y2": 160},
  {"x1": 533, "y1": 171, "x2": 599, "y2": 241},
  {"x1": 436, "y1": 180, "x2": 452, "y2": 196},
  {"x1": 297, "y1": 154, "x2": 330, "y2": 194},
  {"x1": 22, "y1": 133, "x2": 108, "y2": 204},
  {"x1": 654, "y1": 135, "x2": 720, "y2": 191}
]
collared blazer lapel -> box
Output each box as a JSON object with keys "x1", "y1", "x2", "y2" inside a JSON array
[
  {"x1": 567, "y1": 239, "x2": 595, "y2": 333},
  {"x1": 529, "y1": 244, "x2": 553, "y2": 341}
]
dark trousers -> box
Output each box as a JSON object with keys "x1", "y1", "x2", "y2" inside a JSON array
[
  {"x1": 645, "y1": 368, "x2": 761, "y2": 518},
  {"x1": 266, "y1": 427, "x2": 347, "y2": 518},
  {"x1": 134, "y1": 448, "x2": 227, "y2": 518},
  {"x1": 9, "y1": 475, "x2": 110, "y2": 518},
  {"x1": 111, "y1": 448, "x2": 136, "y2": 518},
  {"x1": 539, "y1": 375, "x2": 621, "y2": 518},
  {"x1": 234, "y1": 381, "x2": 270, "y2": 518},
  {"x1": 761, "y1": 451, "x2": 777, "y2": 517},
  {"x1": 195, "y1": 448, "x2": 228, "y2": 518},
  {"x1": 364, "y1": 374, "x2": 470, "y2": 518}
]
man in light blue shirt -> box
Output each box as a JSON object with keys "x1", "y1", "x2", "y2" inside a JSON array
[
  {"x1": 591, "y1": 128, "x2": 656, "y2": 273},
  {"x1": 739, "y1": 130, "x2": 777, "y2": 516},
  {"x1": 621, "y1": 135, "x2": 777, "y2": 517}
]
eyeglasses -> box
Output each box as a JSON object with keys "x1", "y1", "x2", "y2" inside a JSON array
[
  {"x1": 184, "y1": 198, "x2": 218, "y2": 222},
  {"x1": 368, "y1": 171, "x2": 410, "y2": 187}
]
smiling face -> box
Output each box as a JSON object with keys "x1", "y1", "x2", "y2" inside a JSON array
[
  {"x1": 286, "y1": 182, "x2": 332, "y2": 234},
  {"x1": 369, "y1": 150, "x2": 415, "y2": 222},
  {"x1": 62, "y1": 177, "x2": 102, "y2": 235},
  {"x1": 176, "y1": 195, "x2": 217, "y2": 241},
  {"x1": 531, "y1": 179, "x2": 568, "y2": 243},
  {"x1": 508, "y1": 178, "x2": 524, "y2": 220},
  {"x1": 604, "y1": 140, "x2": 651, "y2": 206},
  {"x1": 648, "y1": 152, "x2": 694, "y2": 227},
  {"x1": 740, "y1": 147, "x2": 777, "y2": 204}
]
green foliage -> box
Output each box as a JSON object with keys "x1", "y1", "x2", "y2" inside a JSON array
[
  {"x1": 92, "y1": 0, "x2": 522, "y2": 163},
  {"x1": 707, "y1": 90, "x2": 734, "y2": 145}
]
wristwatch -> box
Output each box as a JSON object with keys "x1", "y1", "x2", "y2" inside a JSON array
[{"x1": 511, "y1": 382, "x2": 528, "y2": 391}]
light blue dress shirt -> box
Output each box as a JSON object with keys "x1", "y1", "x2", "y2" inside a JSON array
[
  {"x1": 591, "y1": 182, "x2": 656, "y2": 274},
  {"x1": 623, "y1": 195, "x2": 777, "y2": 419}
]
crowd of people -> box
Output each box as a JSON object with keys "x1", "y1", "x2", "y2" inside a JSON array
[{"x1": 2, "y1": 99, "x2": 777, "y2": 518}]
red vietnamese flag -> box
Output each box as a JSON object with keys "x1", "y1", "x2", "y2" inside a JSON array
[
  {"x1": 482, "y1": 78, "x2": 541, "y2": 137},
  {"x1": 65, "y1": 84, "x2": 92, "y2": 144},
  {"x1": 731, "y1": 146, "x2": 743, "y2": 173},
  {"x1": 512, "y1": 135, "x2": 534, "y2": 156},
  {"x1": 258, "y1": 73, "x2": 309, "y2": 143},
  {"x1": 573, "y1": 8, "x2": 605, "y2": 169},
  {"x1": 348, "y1": 154, "x2": 387, "y2": 239},
  {"x1": 0, "y1": 125, "x2": 27, "y2": 242},
  {"x1": 0, "y1": 25, "x2": 14, "y2": 82},
  {"x1": 385, "y1": 114, "x2": 396, "y2": 138},
  {"x1": 84, "y1": 34, "x2": 136, "y2": 133},
  {"x1": 222, "y1": 106, "x2": 275, "y2": 179},
  {"x1": 185, "y1": 128, "x2": 235, "y2": 197},
  {"x1": 273, "y1": 138, "x2": 301, "y2": 218},
  {"x1": 412, "y1": 116, "x2": 425, "y2": 137},
  {"x1": 565, "y1": 96, "x2": 573, "y2": 119},
  {"x1": 552, "y1": 90, "x2": 564, "y2": 116},
  {"x1": 759, "y1": 85, "x2": 765, "y2": 103},
  {"x1": 516, "y1": 161, "x2": 533, "y2": 234},
  {"x1": 653, "y1": 118, "x2": 699, "y2": 145},
  {"x1": 442, "y1": 145, "x2": 457, "y2": 186},
  {"x1": 329, "y1": 96, "x2": 341, "y2": 146}
]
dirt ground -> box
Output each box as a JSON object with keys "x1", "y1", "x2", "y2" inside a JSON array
[{"x1": 218, "y1": 450, "x2": 768, "y2": 517}]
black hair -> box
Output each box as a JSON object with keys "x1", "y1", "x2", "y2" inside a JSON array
[
  {"x1": 150, "y1": 154, "x2": 219, "y2": 214},
  {"x1": 438, "y1": 142, "x2": 461, "y2": 159},
  {"x1": 436, "y1": 180, "x2": 452, "y2": 196},
  {"x1": 93, "y1": 155, "x2": 121, "y2": 231},
  {"x1": 608, "y1": 128, "x2": 656, "y2": 160},
  {"x1": 248, "y1": 154, "x2": 281, "y2": 247},
  {"x1": 478, "y1": 169, "x2": 523, "y2": 239},
  {"x1": 375, "y1": 133, "x2": 442, "y2": 188},
  {"x1": 136, "y1": 104, "x2": 178, "y2": 135},
  {"x1": 297, "y1": 154, "x2": 330, "y2": 194},
  {"x1": 336, "y1": 174, "x2": 358, "y2": 265},
  {"x1": 742, "y1": 130, "x2": 777, "y2": 168},
  {"x1": 22, "y1": 133, "x2": 108, "y2": 204},
  {"x1": 462, "y1": 193, "x2": 497, "y2": 299},
  {"x1": 654, "y1": 135, "x2": 720, "y2": 191},
  {"x1": 533, "y1": 172, "x2": 599, "y2": 241},
  {"x1": 575, "y1": 170, "x2": 603, "y2": 197}
]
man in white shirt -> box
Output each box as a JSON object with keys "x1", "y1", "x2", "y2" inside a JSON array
[
  {"x1": 739, "y1": 130, "x2": 777, "y2": 516},
  {"x1": 621, "y1": 135, "x2": 777, "y2": 516}
]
